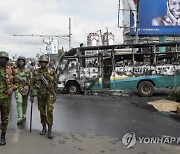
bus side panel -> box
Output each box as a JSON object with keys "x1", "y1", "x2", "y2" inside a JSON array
[
  {"x1": 151, "y1": 75, "x2": 180, "y2": 88},
  {"x1": 93, "y1": 74, "x2": 180, "y2": 91},
  {"x1": 110, "y1": 76, "x2": 139, "y2": 90},
  {"x1": 110, "y1": 75, "x2": 180, "y2": 90}
]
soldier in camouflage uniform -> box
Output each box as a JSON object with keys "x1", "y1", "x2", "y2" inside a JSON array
[
  {"x1": 14, "y1": 56, "x2": 31, "y2": 125},
  {"x1": 0, "y1": 51, "x2": 14, "y2": 146},
  {"x1": 30, "y1": 55, "x2": 57, "y2": 139}
]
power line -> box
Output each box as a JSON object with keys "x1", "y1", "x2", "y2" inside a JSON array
[{"x1": 13, "y1": 34, "x2": 70, "y2": 38}]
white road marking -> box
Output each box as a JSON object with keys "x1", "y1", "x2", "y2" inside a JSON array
[{"x1": 12, "y1": 128, "x2": 21, "y2": 143}]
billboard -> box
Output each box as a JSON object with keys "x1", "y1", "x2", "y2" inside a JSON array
[{"x1": 130, "y1": 0, "x2": 180, "y2": 35}]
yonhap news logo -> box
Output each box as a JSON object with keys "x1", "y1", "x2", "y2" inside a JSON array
[
  {"x1": 122, "y1": 132, "x2": 180, "y2": 148},
  {"x1": 122, "y1": 132, "x2": 136, "y2": 148}
]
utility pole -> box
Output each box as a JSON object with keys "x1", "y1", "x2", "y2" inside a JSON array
[
  {"x1": 135, "y1": 0, "x2": 140, "y2": 44},
  {"x1": 69, "y1": 18, "x2": 71, "y2": 50},
  {"x1": 118, "y1": 0, "x2": 121, "y2": 28}
]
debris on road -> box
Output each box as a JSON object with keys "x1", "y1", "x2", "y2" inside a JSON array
[{"x1": 148, "y1": 100, "x2": 180, "y2": 112}]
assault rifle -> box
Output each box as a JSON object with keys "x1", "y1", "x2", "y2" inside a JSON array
[
  {"x1": 41, "y1": 75, "x2": 57, "y2": 97},
  {"x1": 16, "y1": 75, "x2": 30, "y2": 86}
]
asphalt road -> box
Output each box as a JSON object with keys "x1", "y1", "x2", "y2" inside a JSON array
[
  {"x1": 8, "y1": 92, "x2": 180, "y2": 137},
  {"x1": 0, "y1": 92, "x2": 180, "y2": 154}
]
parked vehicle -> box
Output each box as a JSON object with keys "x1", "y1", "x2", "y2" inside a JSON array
[{"x1": 57, "y1": 41, "x2": 180, "y2": 96}]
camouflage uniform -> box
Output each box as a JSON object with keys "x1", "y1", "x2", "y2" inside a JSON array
[
  {"x1": 30, "y1": 55, "x2": 57, "y2": 139},
  {"x1": 14, "y1": 56, "x2": 31, "y2": 124},
  {"x1": 0, "y1": 68, "x2": 13, "y2": 130},
  {"x1": 0, "y1": 51, "x2": 14, "y2": 145}
]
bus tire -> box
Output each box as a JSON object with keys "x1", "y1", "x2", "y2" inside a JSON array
[
  {"x1": 138, "y1": 81, "x2": 154, "y2": 97},
  {"x1": 66, "y1": 82, "x2": 80, "y2": 94}
]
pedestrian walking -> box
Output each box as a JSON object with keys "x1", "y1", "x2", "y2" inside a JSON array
[
  {"x1": 30, "y1": 55, "x2": 57, "y2": 139},
  {"x1": 0, "y1": 51, "x2": 14, "y2": 145},
  {"x1": 14, "y1": 56, "x2": 31, "y2": 125}
]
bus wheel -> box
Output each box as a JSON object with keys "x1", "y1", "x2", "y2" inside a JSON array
[
  {"x1": 138, "y1": 81, "x2": 154, "y2": 97},
  {"x1": 66, "y1": 82, "x2": 80, "y2": 94}
]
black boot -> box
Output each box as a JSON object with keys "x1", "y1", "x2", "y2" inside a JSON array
[
  {"x1": 47, "y1": 125, "x2": 53, "y2": 139},
  {"x1": 17, "y1": 119, "x2": 23, "y2": 125},
  {"x1": 39, "y1": 124, "x2": 46, "y2": 135},
  {"x1": 0, "y1": 132, "x2": 6, "y2": 146}
]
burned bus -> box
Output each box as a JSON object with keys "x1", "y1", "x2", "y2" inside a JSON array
[{"x1": 57, "y1": 41, "x2": 180, "y2": 96}]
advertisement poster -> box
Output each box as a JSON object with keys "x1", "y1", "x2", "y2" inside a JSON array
[{"x1": 130, "y1": 0, "x2": 180, "y2": 35}]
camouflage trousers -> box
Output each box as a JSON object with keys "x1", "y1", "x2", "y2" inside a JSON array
[
  {"x1": 0, "y1": 97, "x2": 11, "y2": 132},
  {"x1": 15, "y1": 90, "x2": 28, "y2": 120},
  {"x1": 37, "y1": 93, "x2": 54, "y2": 126}
]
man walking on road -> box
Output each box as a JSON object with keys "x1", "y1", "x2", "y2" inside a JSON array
[
  {"x1": 0, "y1": 51, "x2": 14, "y2": 145},
  {"x1": 30, "y1": 55, "x2": 57, "y2": 139},
  {"x1": 14, "y1": 56, "x2": 31, "y2": 125}
]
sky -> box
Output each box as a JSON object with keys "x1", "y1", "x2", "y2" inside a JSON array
[{"x1": 0, "y1": 0, "x2": 123, "y2": 58}]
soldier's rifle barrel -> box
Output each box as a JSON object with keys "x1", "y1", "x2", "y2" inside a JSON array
[
  {"x1": 41, "y1": 75, "x2": 57, "y2": 97},
  {"x1": 16, "y1": 75, "x2": 30, "y2": 86}
]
